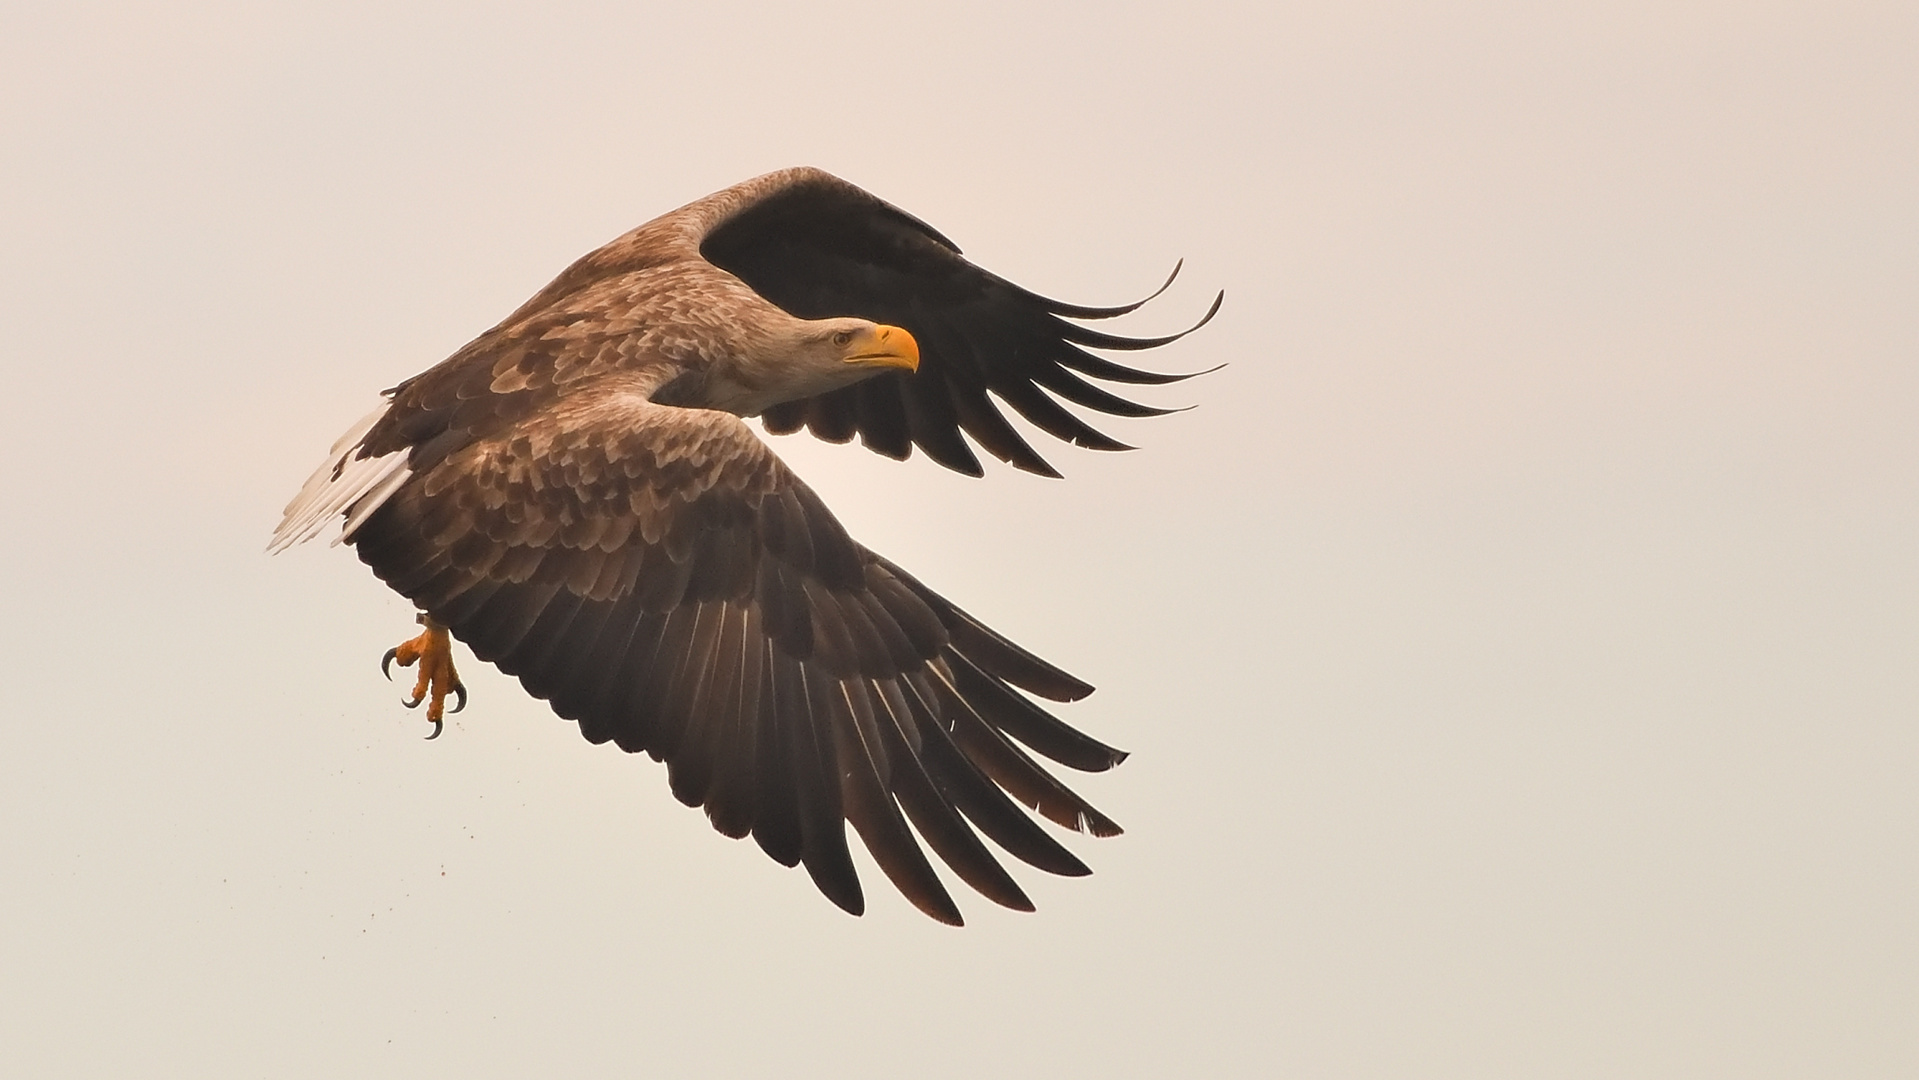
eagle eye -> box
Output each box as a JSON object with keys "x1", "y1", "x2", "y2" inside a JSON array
[{"x1": 832, "y1": 330, "x2": 855, "y2": 347}]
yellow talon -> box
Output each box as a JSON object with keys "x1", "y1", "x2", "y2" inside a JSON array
[{"x1": 380, "y1": 614, "x2": 465, "y2": 738}]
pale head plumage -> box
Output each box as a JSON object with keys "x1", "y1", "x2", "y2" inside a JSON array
[{"x1": 658, "y1": 313, "x2": 920, "y2": 417}]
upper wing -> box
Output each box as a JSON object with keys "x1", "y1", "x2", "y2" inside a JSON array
[
  {"x1": 698, "y1": 170, "x2": 1220, "y2": 478},
  {"x1": 348, "y1": 387, "x2": 1127, "y2": 924}
]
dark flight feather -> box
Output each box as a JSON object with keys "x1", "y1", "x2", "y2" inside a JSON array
[{"x1": 702, "y1": 171, "x2": 1218, "y2": 477}]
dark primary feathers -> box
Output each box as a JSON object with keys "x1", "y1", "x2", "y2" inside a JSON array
[
  {"x1": 280, "y1": 167, "x2": 1216, "y2": 923},
  {"x1": 704, "y1": 175, "x2": 1220, "y2": 477}
]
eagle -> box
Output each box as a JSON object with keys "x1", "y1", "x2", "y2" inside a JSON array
[{"x1": 271, "y1": 167, "x2": 1218, "y2": 924}]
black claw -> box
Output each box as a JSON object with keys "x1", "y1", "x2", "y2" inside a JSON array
[
  {"x1": 402, "y1": 692, "x2": 424, "y2": 709},
  {"x1": 425, "y1": 719, "x2": 443, "y2": 740},
  {"x1": 449, "y1": 684, "x2": 467, "y2": 714},
  {"x1": 381, "y1": 648, "x2": 398, "y2": 680}
]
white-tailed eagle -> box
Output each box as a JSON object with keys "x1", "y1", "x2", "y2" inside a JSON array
[{"x1": 271, "y1": 167, "x2": 1217, "y2": 924}]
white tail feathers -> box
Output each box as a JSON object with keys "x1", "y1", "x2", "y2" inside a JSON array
[{"x1": 268, "y1": 402, "x2": 414, "y2": 553}]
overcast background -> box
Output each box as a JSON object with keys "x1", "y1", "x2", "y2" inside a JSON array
[{"x1": 3, "y1": 2, "x2": 1914, "y2": 1077}]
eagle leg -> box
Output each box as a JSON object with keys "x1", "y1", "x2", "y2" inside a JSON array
[{"x1": 379, "y1": 613, "x2": 466, "y2": 739}]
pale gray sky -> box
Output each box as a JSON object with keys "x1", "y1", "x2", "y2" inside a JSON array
[{"x1": 3, "y1": 2, "x2": 1914, "y2": 1076}]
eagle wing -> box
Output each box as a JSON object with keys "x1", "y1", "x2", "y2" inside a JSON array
[
  {"x1": 348, "y1": 383, "x2": 1125, "y2": 924},
  {"x1": 697, "y1": 169, "x2": 1222, "y2": 477}
]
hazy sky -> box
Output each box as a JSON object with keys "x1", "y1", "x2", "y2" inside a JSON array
[{"x1": 3, "y1": 2, "x2": 1914, "y2": 1076}]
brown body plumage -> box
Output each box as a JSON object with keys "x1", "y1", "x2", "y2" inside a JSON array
[{"x1": 274, "y1": 167, "x2": 1217, "y2": 923}]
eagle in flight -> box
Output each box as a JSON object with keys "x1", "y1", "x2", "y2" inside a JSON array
[{"x1": 271, "y1": 168, "x2": 1217, "y2": 924}]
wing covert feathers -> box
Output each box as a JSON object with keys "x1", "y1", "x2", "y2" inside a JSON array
[{"x1": 349, "y1": 402, "x2": 1126, "y2": 924}]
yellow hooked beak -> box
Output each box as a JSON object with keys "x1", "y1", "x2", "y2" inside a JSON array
[{"x1": 844, "y1": 324, "x2": 920, "y2": 373}]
